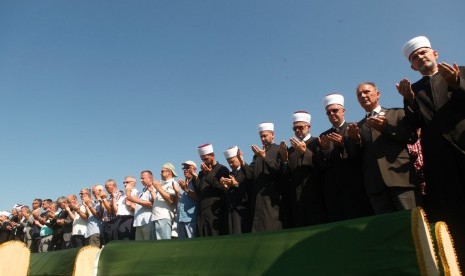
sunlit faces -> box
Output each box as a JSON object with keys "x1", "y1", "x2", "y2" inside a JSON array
[
  {"x1": 140, "y1": 172, "x2": 153, "y2": 187},
  {"x1": 105, "y1": 181, "x2": 117, "y2": 194},
  {"x1": 356, "y1": 83, "x2": 380, "y2": 112},
  {"x1": 259, "y1": 130, "x2": 274, "y2": 146},
  {"x1": 226, "y1": 156, "x2": 241, "y2": 171},
  {"x1": 182, "y1": 165, "x2": 196, "y2": 178},
  {"x1": 292, "y1": 122, "x2": 310, "y2": 140},
  {"x1": 325, "y1": 103, "x2": 345, "y2": 126},
  {"x1": 409, "y1": 47, "x2": 438, "y2": 74}
]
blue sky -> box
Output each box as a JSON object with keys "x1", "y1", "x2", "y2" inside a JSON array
[{"x1": 1, "y1": 0, "x2": 464, "y2": 212}]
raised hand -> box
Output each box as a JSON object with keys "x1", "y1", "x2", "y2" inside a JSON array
[
  {"x1": 326, "y1": 132, "x2": 344, "y2": 147},
  {"x1": 318, "y1": 135, "x2": 331, "y2": 150},
  {"x1": 366, "y1": 116, "x2": 387, "y2": 132},
  {"x1": 201, "y1": 163, "x2": 212, "y2": 174},
  {"x1": 251, "y1": 144, "x2": 266, "y2": 158},
  {"x1": 278, "y1": 141, "x2": 289, "y2": 161},
  {"x1": 396, "y1": 78, "x2": 415, "y2": 106},
  {"x1": 438, "y1": 62, "x2": 460, "y2": 86},
  {"x1": 290, "y1": 137, "x2": 306, "y2": 154},
  {"x1": 347, "y1": 123, "x2": 361, "y2": 143}
]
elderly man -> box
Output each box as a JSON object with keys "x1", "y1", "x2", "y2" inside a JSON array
[
  {"x1": 100, "y1": 179, "x2": 121, "y2": 243},
  {"x1": 246, "y1": 122, "x2": 285, "y2": 232},
  {"x1": 67, "y1": 192, "x2": 88, "y2": 248},
  {"x1": 83, "y1": 185, "x2": 104, "y2": 247},
  {"x1": 195, "y1": 144, "x2": 230, "y2": 237},
  {"x1": 397, "y1": 36, "x2": 465, "y2": 264},
  {"x1": 149, "y1": 163, "x2": 178, "y2": 240},
  {"x1": 348, "y1": 82, "x2": 419, "y2": 215},
  {"x1": 126, "y1": 171, "x2": 154, "y2": 241},
  {"x1": 319, "y1": 94, "x2": 372, "y2": 221},
  {"x1": 221, "y1": 146, "x2": 253, "y2": 234},
  {"x1": 174, "y1": 161, "x2": 198, "y2": 239},
  {"x1": 279, "y1": 112, "x2": 324, "y2": 227}
]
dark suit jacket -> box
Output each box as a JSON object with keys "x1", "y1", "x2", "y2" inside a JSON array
[{"x1": 357, "y1": 107, "x2": 417, "y2": 194}]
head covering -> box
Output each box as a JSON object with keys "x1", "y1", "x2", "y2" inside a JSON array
[
  {"x1": 223, "y1": 146, "x2": 239, "y2": 159},
  {"x1": 258, "y1": 122, "x2": 274, "y2": 133},
  {"x1": 323, "y1": 93, "x2": 344, "y2": 108},
  {"x1": 0, "y1": 211, "x2": 11, "y2": 217},
  {"x1": 402, "y1": 36, "x2": 432, "y2": 60},
  {"x1": 12, "y1": 204, "x2": 24, "y2": 211},
  {"x1": 162, "y1": 163, "x2": 177, "y2": 177},
  {"x1": 292, "y1": 111, "x2": 311, "y2": 124},
  {"x1": 181, "y1": 160, "x2": 197, "y2": 168},
  {"x1": 198, "y1": 143, "x2": 214, "y2": 156}
]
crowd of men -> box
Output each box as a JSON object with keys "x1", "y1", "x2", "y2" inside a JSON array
[{"x1": 1, "y1": 36, "x2": 464, "y2": 266}]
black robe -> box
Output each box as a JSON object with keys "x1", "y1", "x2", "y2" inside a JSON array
[
  {"x1": 227, "y1": 168, "x2": 253, "y2": 234},
  {"x1": 194, "y1": 162, "x2": 230, "y2": 237},
  {"x1": 244, "y1": 143, "x2": 285, "y2": 232},
  {"x1": 283, "y1": 137, "x2": 325, "y2": 227},
  {"x1": 406, "y1": 66, "x2": 465, "y2": 265},
  {"x1": 318, "y1": 123, "x2": 372, "y2": 222}
]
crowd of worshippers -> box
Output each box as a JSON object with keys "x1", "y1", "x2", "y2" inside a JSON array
[{"x1": 0, "y1": 36, "x2": 464, "y2": 264}]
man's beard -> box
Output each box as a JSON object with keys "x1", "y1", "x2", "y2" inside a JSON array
[{"x1": 419, "y1": 60, "x2": 436, "y2": 74}]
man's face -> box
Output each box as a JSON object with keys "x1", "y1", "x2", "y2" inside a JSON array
[
  {"x1": 42, "y1": 201, "x2": 50, "y2": 210},
  {"x1": 79, "y1": 189, "x2": 90, "y2": 201},
  {"x1": 292, "y1": 122, "x2": 310, "y2": 139},
  {"x1": 409, "y1": 47, "x2": 438, "y2": 74},
  {"x1": 227, "y1": 156, "x2": 241, "y2": 171},
  {"x1": 160, "y1": 168, "x2": 172, "y2": 181},
  {"x1": 183, "y1": 165, "x2": 196, "y2": 178},
  {"x1": 325, "y1": 104, "x2": 345, "y2": 127},
  {"x1": 32, "y1": 200, "x2": 41, "y2": 210},
  {"x1": 140, "y1": 172, "x2": 152, "y2": 187},
  {"x1": 105, "y1": 183, "x2": 115, "y2": 194},
  {"x1": 356, "y1": 84, "x2": 379, "y2": 112},
  {"x1": 201, "y1": 154, "x2": 214, "y2": 166},
  {"x1": 92, "y1": 187, "x2": 101, "y2": 199},
  {"x1": 123, "y1": 178, "x2": 136, "y2": 190},
  {"x1": 259, "y1": 131, "x2": 274, "y2": 146}
]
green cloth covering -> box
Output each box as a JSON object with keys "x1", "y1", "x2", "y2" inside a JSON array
[
  {"x1": 29, "y1": 247, "x2": 80, "y2": 276},
  {"x1": 97, "y1": 210, "x2": 422, "y2": 275}
]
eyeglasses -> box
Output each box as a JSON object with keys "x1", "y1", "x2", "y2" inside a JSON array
[
  {"x1": 161, "y1": 170, "x2": 170, "y2": 173},
  {"x1": 292, "y1": 125, "x2": 308, "y2": 131},
  {"x1": 123, "y1": 181, "x2": 133, "y2": 184},
  {"x1": 326, "y1": 109, "x2": 341, "y2": 115}
]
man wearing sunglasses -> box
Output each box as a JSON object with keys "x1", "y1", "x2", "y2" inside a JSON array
[{"x1": 318, "y1": 94, "x2": 372, "y2": 222}]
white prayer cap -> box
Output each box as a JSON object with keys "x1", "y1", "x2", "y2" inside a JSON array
[
  {"x1": 258, "y1": 122, "x2": 274, "y2": 133},
  {"x1": 323, "y1": 93, "x2": 344, "y2": 108},
  {"x1": 223, "y1": 146, "x2": 239, "y2": 159},
  {"x1": 198, "y1": 143, "x2": 214, "y2": 156},
  {"x1": 13, "y1": 204, "x2": 23, "y2": 211},
  {"x1": 402, "y1": 36, "x2": 432, "y2": 60},
  {"x1": 0, "y1": 211, "x2": 11, "y2": 217},
  {"x1": 292, "y1": 111, "x2": 311, "y2": 124}
]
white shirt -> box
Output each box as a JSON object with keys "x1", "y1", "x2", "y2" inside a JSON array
[
  {"x1": 133, "y1": 188, "x2": 153, "y2": 227},
  {"x1": 151, "y1": 179, "x2": 176, "y2": 221},
  {"x1": 72, "y1": 205, "x2": 87, "y2": 236},
  {"x1": 116, "y1": 189, "x2": 138, "y2": 216}
]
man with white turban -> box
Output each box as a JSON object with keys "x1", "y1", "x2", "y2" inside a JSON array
[
  {"x1": 397, "y1": 36, "x2": 465, "y2": 264},
  {"x1": 319, "y1": 94, "x2": 372, "y2": 222}
]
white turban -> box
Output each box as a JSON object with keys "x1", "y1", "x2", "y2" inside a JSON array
[
  {"x1": 198, "y1": 144, "x2": 214, "y2": 156},
  {"x1": 223, "y1": 146, "x2": 238, "y2": 159},
  {"x1": 292, "y1": 111, "x2": 311, "y2": 124},
  {"x1": 402, "y1": 36, "x2": 431, "y2": 60},
  {"x1": 323, "y1": 94, "x2": 344, "y2": 108},
  {"x1": 258, "y1": 122, "x2": 274, "y2": 132}
]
